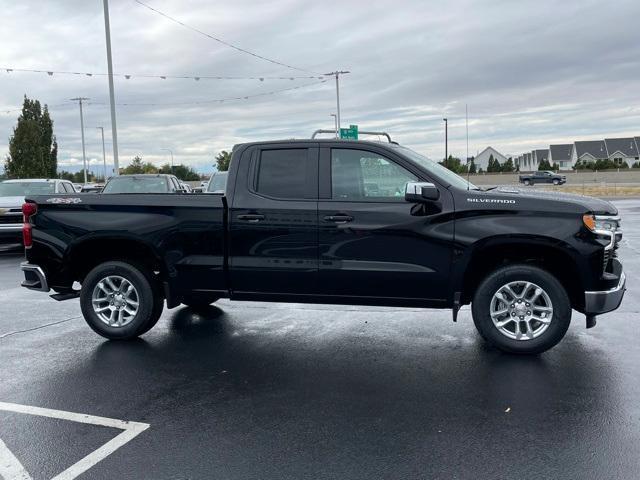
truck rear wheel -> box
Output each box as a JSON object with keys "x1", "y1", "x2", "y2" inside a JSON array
[
  {"x1": 471, "y1": 264, "x2": 571, "y2": 354},
  {"x1": 80, "y1": 261, "x2": 163, "y2": 340},
  {"x1": 524, "y1": 179, "x2": 531, "y2": 186}
]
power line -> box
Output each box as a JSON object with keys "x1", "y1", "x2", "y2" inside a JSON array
[
  {"x1": 0, "y1": 79, "x2": 327, "y2": 114},
  {"x1": 133, "y1": 0, "x2": 320, "y2": 75},
  {"x1": 1, "y1": 67, "x2": 323, "y2": 81},
  {"x1": 88, "y1": 79, "x2": 327, "y2": 107}
]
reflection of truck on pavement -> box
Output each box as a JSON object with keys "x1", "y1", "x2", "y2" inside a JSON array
[{"x1": 20, "y1": 137, "x2": 624, "y2": 354}]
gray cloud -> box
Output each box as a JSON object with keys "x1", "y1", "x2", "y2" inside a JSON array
[{"x1": 1, "y1": 0, "x2": 639, "y2": 174}]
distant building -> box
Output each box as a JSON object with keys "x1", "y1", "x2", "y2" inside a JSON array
[
  {"x1": 572, "y1": 140, "x2": 608, "y2": 164},
  {"x1": 474, "y1": 147, "x2": 508, "y2": 171},
  {"x1": 533, "y1": 149, "x2": 549, "y2": 165},
  {"x1": 549, "y1": 144, "x2": 574, "y2": 170},
  {"x1": 604, "y1": 138, "x2": 639, "y2": 165}
]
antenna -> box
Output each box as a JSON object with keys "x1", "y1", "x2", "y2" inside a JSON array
[{"x1": 466, "y1": 104, "x2": 470, "y2": 190}]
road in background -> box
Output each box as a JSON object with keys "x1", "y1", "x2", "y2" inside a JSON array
[{"x1": 0, "y1": 200, "x2": 638, "y2": 479}]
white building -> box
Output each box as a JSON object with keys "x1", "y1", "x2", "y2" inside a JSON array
[
  {"x1": 572, "y1": 140, "x2": 608, "y2": 164},
  {"x1": 604, "y1": 138, "x2": 639, "y2": 165},
  {"x1": 549, "y1": 144, "x2": 574, "y2": 170},
  {"x1": 474, "y1": 147, "x2": 508, "y2": 171}
]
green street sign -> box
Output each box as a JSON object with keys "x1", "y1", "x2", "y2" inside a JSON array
[{"x1": 340, "y1": 124, "x2": 358, "y2": 140}]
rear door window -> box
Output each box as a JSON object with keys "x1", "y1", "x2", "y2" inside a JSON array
[{"x1": 255, "y1": 149, "x2": 313, "y2": 199}]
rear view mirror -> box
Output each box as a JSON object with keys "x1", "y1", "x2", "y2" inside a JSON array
[{"x1": 405, "y1": 182, "x2": 439, "y2": 202}]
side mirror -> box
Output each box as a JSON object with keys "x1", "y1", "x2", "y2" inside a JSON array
[{"x1": 405, "y1": 182, "x2": 439, "y2": 202}]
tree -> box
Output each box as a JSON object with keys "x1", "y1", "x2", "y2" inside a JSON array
[
  {"x1": 4, "y1": 95, "x2": 57, "y2": 178},
  {"x1": 538, "y1": 159, "x2": 552, "y2": 170},
  {"x1": 159, "y1": 163, "x2": 200, "y2": 181},
  {"x1": 121, "y1": 156, "x2": 158, "y2": 175},
  {"x1": 487, "y1": 154, "x2": 502, "y2": 173},
  {"x1": 439, "y1": 155, "x2": 468, "y2": 174},
  {"x1": 468, "y1": 160, "x2": 476, "y2": 174},
  {"x1": 501, "y1": 157, "x2": 515, "y2": 173},
  {"x1": 215, "y1": 150, "x2": 232, "y2": 172}
]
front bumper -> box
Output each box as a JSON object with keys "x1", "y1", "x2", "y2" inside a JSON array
[
  {"x1": 21, "y1": 262, "x2": 50, "y2": 292},
  {"x1": 585, "y1": 271, "x2": 626, "y2": 315}
]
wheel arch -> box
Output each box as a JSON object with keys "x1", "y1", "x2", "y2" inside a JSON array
[
  {"x1": 458, "y1": 236, "x2": 584, "y2": 309},
  {"x1": 66, "y1": 235, "x2": 167, "y2": 284}
]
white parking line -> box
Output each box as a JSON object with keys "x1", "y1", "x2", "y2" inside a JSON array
[{"x1": 0, "y1": 402, "x2": 150, "y2": 480}]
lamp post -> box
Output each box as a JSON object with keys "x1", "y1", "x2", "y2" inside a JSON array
[
  {"x1": 324, "y1": 71, "x2": 350, "y2": 132},
  {"x1": 103, "y1": 0, "x2": 119, "y2": 175},
  {"x1": 96, "y1": 126, "x2": 107, "y2": 180},
  {"x1": 161, "y1": 148, "x2": 174, "y2": 174},
  {"x1": 70, "y1": 97, "x2": 90, "y2": 184},
  {"x1": 330, "y1": 113, "x2": 338, "y2": 138},
  {"x1": 443, "y1": 118, "x2": 448, "y2": 162}
]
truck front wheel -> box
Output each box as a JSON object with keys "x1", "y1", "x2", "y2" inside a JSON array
[
  {"x1": 471, "y1": 265, "x2": 571, "y2": 354},
  {"x1": 80, "y1": 261, "x2": 164, "y2": 339}
]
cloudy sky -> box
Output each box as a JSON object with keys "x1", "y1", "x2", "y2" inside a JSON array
[{"x1": 1, "y1": 0, "x2": 639, "y2": 174}]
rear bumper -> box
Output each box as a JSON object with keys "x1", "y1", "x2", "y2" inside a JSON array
[
  {"x1": 584, "y1": 271, "x2": 626, "y2": 315},
  {"x1": 21, "y1": 262, "x2": 49, "y2": 292}
]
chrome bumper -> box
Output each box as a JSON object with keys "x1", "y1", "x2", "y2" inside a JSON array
[
  {"x1": 0, "y1": 224, "x2": 22, "y2": 232},
  {"x1": 21, "y1": 262, "x2": 49, "y2": 292},
  {"x1": 585, "y1": 271, "x2": 626, "y2": 315}
]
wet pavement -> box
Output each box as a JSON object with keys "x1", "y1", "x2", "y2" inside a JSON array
[{"x1": 0, "y1": 200, "x2": 639, "y2": 479}]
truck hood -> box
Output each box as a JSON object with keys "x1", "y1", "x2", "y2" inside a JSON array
[
  {"x1": 492, "y1": 186, "x2": 617, "y2": 215},
  {"x1": 0, "y1": 196, "x2": 24, "y2": 209}
]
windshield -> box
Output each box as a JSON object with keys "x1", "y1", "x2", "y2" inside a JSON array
[
  {"x1": 102, "y1": 177, "x2": 169, "y2": 194},
  {"x1": 207, "y1": 172, "x2": 228, "y2": 193},
  {"x1": 0, "y1": 181, "x2": 56, "y2": 196},
  {"x1": 388, "y1": 145, "x2": 478, "y2": 190}
]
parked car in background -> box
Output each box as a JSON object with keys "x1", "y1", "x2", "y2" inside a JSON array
[
  {"x1": 72, "y1": 183, "x2": 83, "y2": 193},
  {"x1": 519, "y1": 171, "x2": 567, "y2": 186},
  {"x1": 0, "y1": 178, "x2": 75, "y2": 244},
  {"x1": 179, "y1": 182, "x2": 192, "y2": 193},
  {"x1": 101, "y1": 174, "x2": 185, "y2": 194},
  {"x1": 80, "y1": 183, "x2": 104, "y2": 193},
  {"x1": 207, "y1": 171, "x2": 228, "y2": 193}
]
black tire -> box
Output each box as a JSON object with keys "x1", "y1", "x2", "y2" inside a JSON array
[
  {"x1": 471, "y1": 264, "x2": 571, "y2": 354},
  {"x1": 553, "y1": 179, "x2": 560, "y2": 185},
  {"x1": 80, "y1": 261, "x2": 163, "y2": 340},
  {"x1": 524, "y1": 179, "x2": 531, "y2": 186}
]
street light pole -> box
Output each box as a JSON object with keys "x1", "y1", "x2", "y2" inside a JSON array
[
  {"x1": 324, "y1": 71, "x2": 350, "y2": 132},
  {"x1": 161, "y1": 148, "x2": 174, "y2": 174},
  {"x1": 443, "y1": 118, "x2": 448, "y2": 162},
  {"x1": 330, "y1": 114, "x2": 338, "y2": 138},
  {"x1": 70, "y1": 97, "x2": 90, "y2": 184},
  {"x1": 96, "y1": 126, "x2": 107, "y2": 181},
  {"x1": 103, "y1": 0, "x2": 119, "y2": 175}
]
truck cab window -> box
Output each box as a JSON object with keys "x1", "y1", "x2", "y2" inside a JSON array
[
  {"x1": 331, "y1": 149, "x2": 418, "y2": 201},
  {"x1": 256, "y1": 149, "x2": 309, "y2": 199}
]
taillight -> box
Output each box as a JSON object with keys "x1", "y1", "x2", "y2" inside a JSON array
[{"x1": 22, "y1": 202, "x2": 37, "y2": 248}]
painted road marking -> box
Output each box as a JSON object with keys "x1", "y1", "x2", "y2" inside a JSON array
[{"x1": 0, "y1": 402, "x2": 149, "y2": 480}]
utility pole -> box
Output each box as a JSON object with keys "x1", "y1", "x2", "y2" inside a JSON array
[
  {"x1": 330, "y1": 114, "x2": 338, "y2": 138},
  {"x1": 161, "y1": 148, "x2": 174, "y2": 174},
  {"x1": 443, "y1": 117, "x2": 448, "y2": 162},
  {"x1": 324, "y1": 71, "x2": 350, "y2": 132},
  {"x1": 71, "y1": 97, "x2": 90, "y2": 184},
  {"x1": 97, "y1": 126, "x2": 107, "y2": 181},
  {"x1": 103, "y1": 0, "x2": 119, "y2": 175}
]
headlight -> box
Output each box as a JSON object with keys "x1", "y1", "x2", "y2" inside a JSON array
[{"x1": 583, "y1": 214, "x2": 620, "y2": 233}]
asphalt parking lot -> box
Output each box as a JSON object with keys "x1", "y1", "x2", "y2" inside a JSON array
[{"x1": 1, "y1": 200, "x2": 639, "y2": 480}]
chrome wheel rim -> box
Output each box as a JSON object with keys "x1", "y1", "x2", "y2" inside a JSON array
[
  {"x1": 91, "y1": 275, "x2": 139, "y2": 327},
  {"x1": 490, "y1": 281, "x2": 553, "y2": 341}
]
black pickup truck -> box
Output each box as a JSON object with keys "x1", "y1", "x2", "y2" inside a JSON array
[
  {"x1": 20, "y1": 139, "x2": 625, "y2": 354},
  {"x1": 519, "y1": 170, "x2": 567, "y2": 185}
]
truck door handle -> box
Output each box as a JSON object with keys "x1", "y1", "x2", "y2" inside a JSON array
[
  {"x1": 238, "y1": 214, "x2": 265, "y2": 222},
  {"x1": 324, "y1": 214, "x2": 353, "y2": 223}
]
